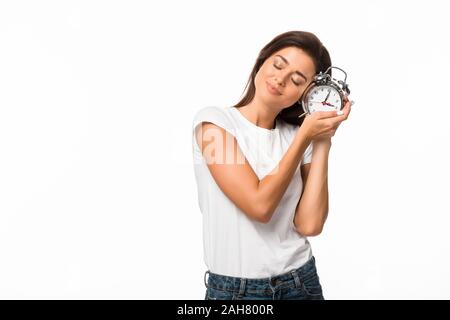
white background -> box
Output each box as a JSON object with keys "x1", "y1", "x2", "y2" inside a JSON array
[{"x1": 0, "y1": 0, "x2": 449, "y2": 299}]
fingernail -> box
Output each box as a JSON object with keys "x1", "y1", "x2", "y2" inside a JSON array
[{"x1": 337, "y1": 110, "x2": 344, "y2": 116}]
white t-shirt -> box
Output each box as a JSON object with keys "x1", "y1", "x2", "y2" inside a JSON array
[{"x1": 192, "y1": 105, "x2": 314, "y2": 278}]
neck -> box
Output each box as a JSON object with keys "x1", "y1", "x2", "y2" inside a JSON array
[{"x1": 238, "y1": 99, "x2": 281, "y2": 130}]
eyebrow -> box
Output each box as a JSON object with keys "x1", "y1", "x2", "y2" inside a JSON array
[{"x1": 275, "y1": 54, "x2": 308, "y2": 82}]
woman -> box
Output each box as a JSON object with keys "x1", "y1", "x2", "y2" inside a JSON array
[{"x1": 191, "y1": 30, "x2": 351, "y2": 300}]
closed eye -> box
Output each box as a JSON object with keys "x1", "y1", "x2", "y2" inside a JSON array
[{"x1": 273, "y1": 63, "x2": 302, "y2": 86}]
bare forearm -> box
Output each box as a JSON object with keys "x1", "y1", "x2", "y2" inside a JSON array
[
  {"x1": 257, "y1": 127, "x2": 312, "y2": 221},
  {"x1": 294, "y1": 142, "x2": 330, "y2": 234}
]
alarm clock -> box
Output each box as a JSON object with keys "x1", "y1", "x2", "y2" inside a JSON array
[{"x1": 298, "y1": 66, "x2": 352, "y2": 118}]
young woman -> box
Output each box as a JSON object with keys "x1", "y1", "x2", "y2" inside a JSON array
[{"x1": 192, "y1": 30, "x2": 351, "y2": 300}]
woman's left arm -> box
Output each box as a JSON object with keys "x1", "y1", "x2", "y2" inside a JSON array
[{"x1": 293, "y1": 139, "x2": 331, "y2": 236}]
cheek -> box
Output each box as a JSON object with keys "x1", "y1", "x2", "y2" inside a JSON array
[
  {"x1": 285, "y1": 88, "x2": 303, "y2": 102},
  {"x1": 255, "y1": 68, "x2": 268, "y2": 84},
  {"x1": 255, "y1": 71, "x2": 271, "y2": 92},
  {"x1": 297, "y1": 85, "x2": 310, "y2": 99}
]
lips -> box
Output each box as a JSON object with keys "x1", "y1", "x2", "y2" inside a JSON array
[{"x1": 266, "y1": 82, "x2": 282, "y2": 95}]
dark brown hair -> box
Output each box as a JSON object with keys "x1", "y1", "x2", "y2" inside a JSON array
[{"x1": 231, "y1": 31, "x2": 332, "y2": 127}]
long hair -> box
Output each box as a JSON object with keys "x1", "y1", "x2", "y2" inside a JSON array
[{"x1": 231, "y1": 31, "x2": 332, "y2": 127}]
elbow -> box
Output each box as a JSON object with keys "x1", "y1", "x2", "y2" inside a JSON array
[
  {"x1": 295, "y1": 221, "x2": 324, "y2": 237},
  {"x1": 258, "y1": 213, "x2": 272, "y2": 224},
  {"x1": 254, "y1": 216, "x2": 271, "y2": 224},
  {"x1": 239, "y1": 202, "x2": 271, "y2": 224},
  {"x1": 252, "y1": 203, "x2": 273, "y2": 224},
  {"x1": 294, "y1": 207, "x2": 328, "y2": 236}
]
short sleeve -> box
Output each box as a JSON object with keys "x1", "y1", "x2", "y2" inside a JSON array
[
  {"x1": 302, "y1": 141, "x2": 313, "y2": 165},
  {"x1": 192, "y1": 106, "x2": 236, "y2": 154}
]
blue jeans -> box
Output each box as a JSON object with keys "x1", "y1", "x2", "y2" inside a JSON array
[{"x1": 204, "y1": 256, "x2": 324, "y2": 300}]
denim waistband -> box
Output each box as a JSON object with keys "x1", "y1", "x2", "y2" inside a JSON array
[{"x1": 204, "y1": 256, "x2": 317, "y2": 294}]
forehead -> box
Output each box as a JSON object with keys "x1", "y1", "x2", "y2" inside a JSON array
[{"x1": 271, "y1": 46, "x2": 316, "y2": 78}]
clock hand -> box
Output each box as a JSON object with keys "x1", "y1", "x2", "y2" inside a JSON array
[
  {"x1": 308, "y1": 101, "x2": 336, "y2": 106},
  {"x1": 324, "y1": 89, "x2": 331, "y2": 102}
]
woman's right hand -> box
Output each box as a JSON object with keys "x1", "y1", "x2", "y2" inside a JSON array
[{"x1": 299, "y1": 97, "x2": 352, "y2": 141}]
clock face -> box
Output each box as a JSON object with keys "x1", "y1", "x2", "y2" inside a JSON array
[{"x1": 304, "y1": 85, "x2": 342, "y2": 113}]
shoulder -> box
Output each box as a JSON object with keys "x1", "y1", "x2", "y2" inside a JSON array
[
  {"x1": 193, "y1": 106, "x2": 231, "y2": 120},
  {"x1": 192, "y1": 106, "x2": 235, "y2": 133}
]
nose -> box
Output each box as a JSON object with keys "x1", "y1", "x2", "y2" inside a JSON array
[
  {"x1": 274, "y1": 71, "x2": 287, "y2": 87},
  {"x1": 274, "y1": 77, "x2": 284, "y2": 87}
]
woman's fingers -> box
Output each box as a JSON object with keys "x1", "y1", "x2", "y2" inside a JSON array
[
  {"x1": 315, "y1": 110, "x2": 341, "y2": 119},
  {"x1": 314, "y1": 95, "x2": 352, "y2": 120},
  {"x1": 309, "y1": 96, "x2": 353, "y2": 139},
  {"x1": 327, "y1": 100, "x2": 351, "y2": 128},
  {"x1": 315, "y1": 95, "x2": 353, "y2": 139},
  {"x1": 340, "y1": 99, "x2": 352, "y2": 118}
]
